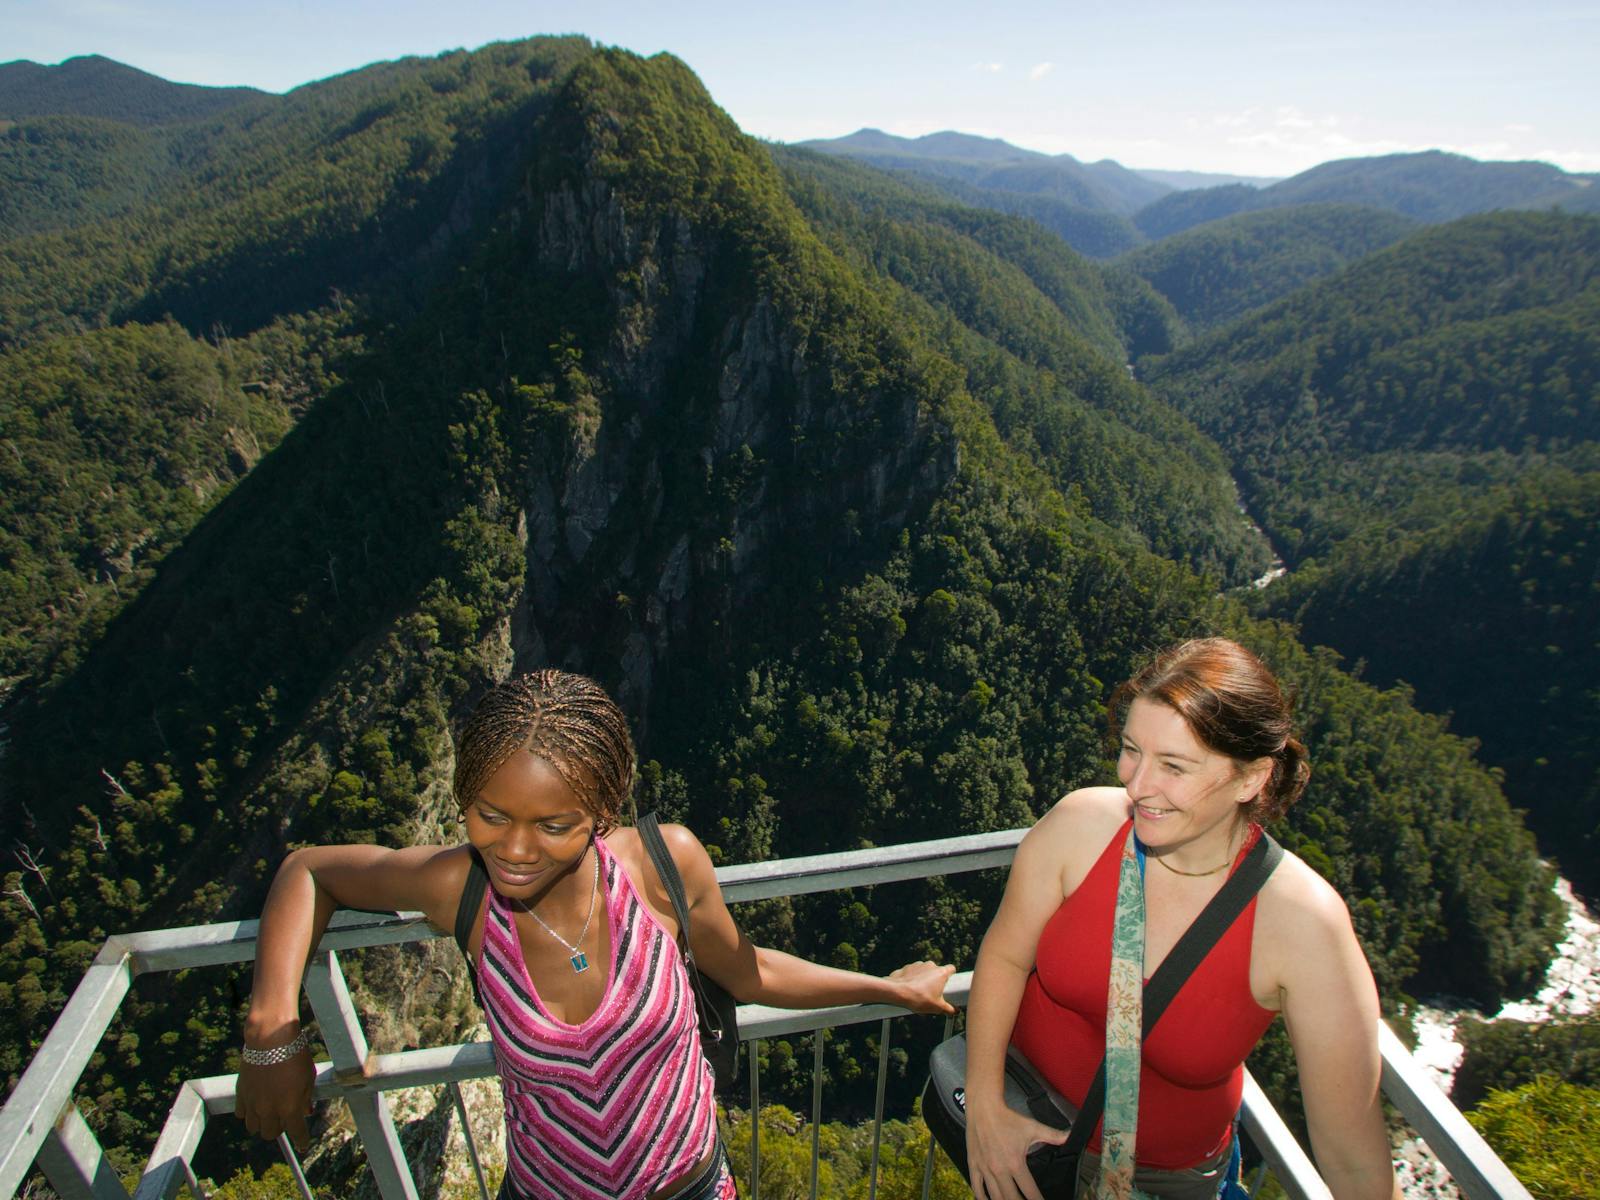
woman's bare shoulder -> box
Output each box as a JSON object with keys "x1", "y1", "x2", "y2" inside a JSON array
[
  {"x1": 1021, "y1": 787, "x2": 1127, "y2": 893},
  {"x1": 1040, "y1": 786, "x2": 1129, "y2": 836},
  {"x1": 1255, "y1": 845, "x2": 1363, "y2": 963}
]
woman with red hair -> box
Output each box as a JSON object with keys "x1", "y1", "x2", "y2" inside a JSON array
[{"x1": 964, "y1": 638, "x2": 1400, "y2": 1200}]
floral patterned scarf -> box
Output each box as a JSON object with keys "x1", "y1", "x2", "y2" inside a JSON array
[{"x1": 1097, "y1": 827, "x2": 1149, "y2": 1200}]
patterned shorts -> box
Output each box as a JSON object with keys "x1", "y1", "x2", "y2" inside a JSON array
[{"x1": 667, "y1": 1138, "x2": 737, "y2": 1200}]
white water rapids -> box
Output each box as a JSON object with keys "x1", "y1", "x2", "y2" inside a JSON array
[{"x1": 1394, "y1": 873, "x2": 1599, "y2": 1198}]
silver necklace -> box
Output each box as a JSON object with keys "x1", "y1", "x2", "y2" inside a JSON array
[{"x1": 519, "y1": 847, "x2": 599, "y2": 972}]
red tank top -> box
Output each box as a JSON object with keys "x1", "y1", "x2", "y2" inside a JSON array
[{"x1": 1010, "y1": 819, "x2": 1275, "y2": 1169}]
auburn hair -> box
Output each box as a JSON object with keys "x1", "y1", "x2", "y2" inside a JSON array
[{"x1": 1108, "y1": 637, "x2": 1309, "y2": 823}]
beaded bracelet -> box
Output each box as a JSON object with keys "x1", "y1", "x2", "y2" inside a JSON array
[{"x1": 241, "y1": 1027, "x2": 311, "y2": 1067}]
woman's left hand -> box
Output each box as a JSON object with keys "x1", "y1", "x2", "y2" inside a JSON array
[{"x1": 889, "y1": 960, "x2": 958, "y2": 1014}]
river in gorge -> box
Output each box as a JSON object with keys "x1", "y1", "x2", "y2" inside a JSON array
[{"x1": 1393, "y1": 873, "x2": 1598, "y2": 1198}]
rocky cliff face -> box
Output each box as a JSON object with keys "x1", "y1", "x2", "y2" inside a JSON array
[{"x1": 499, "y1": 157, "x2": 958, "y2": 730}]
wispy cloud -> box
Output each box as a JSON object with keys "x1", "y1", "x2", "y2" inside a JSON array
[
  {"x1": 970, "y1": 61, "x2": 1004, "y2": 73},
  {"x1": 1029, "y1": 62, "x2": 1055, "y2": 81}
]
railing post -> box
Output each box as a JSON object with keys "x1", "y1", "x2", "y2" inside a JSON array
[
  {"x1": 448, "y1": 1081, "x2": 492, "y2": 1200},
  {"x1": 277, "y1": 1135, "x2": 317, "y2": 1200},
  {"x1": 0, "y1": 942, "x2": 134, "y2": 1200},
  {"x1": 35, "y1": 1103, "x2": 131, "y2": 1200},
  {"x1": 1377, "y1": 1022, "x2": 1534, "y2": 1200},
  {"x1": 303, "y1": 949, "x2": 420, "y2": 1200},
  {"x1": 748, "y1": 1038, "x2": 762, "y2": 1200},
  {"x1": 867, "y1": 1018, "x2": 891, "y2": 1200},
  {"x1": 810, "y1": 1030, "x2": 824, "y2": 1200},
  {"x1": 132, "y1": 1081, "x2": 209, "y2": 1200},
  {"x1": 921, "y1": 1014, "x2": 954, "y2": 1200}
]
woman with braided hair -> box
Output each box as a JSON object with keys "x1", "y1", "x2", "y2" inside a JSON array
[{"x1": 236, "y1": 669, "x2": 955, "y2": 1200}]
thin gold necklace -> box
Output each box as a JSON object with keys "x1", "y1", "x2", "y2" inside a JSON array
[
  {"x1": 1153, "y1": 827, "x2": 1241, "y2": 878},
  {"x1": 516, "y1": 847, "x2": 599, "y2": 972}
]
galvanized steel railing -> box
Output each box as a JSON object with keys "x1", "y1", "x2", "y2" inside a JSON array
[{"x1": 0, "y1": 830, "x2": 1531, "y2": 1200}]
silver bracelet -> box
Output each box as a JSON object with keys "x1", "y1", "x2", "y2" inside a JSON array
[{"x1": 241, "y1": 1027, "x2": 311, "y2": 1067}]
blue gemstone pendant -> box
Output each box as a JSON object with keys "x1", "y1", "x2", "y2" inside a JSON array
[{"x1": 570, "y1": 951, "x2": 590, "y2": 973}]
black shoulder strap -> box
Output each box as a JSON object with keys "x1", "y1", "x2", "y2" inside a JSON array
[
  {"x1": 637, "y1": 812, "x2": 696, "y2": 959},
  {"x1": 1064, "y1": 831, "x2": 1283, "y2": 1157},
  {"x1": 454, "y1": 846, "x2": 489, "y2": 1005}
]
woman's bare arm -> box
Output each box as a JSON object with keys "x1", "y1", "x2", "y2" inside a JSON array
[
  {"x1": 960, "y1": 792, "x2": 1119, "y2": 1200},
  {"x1": 648, "y1": 823, "x2": 955, "y2": 1012},
  {"x1": 237, "y1": 843, "x2": 468, "y2": 1147},
  {"x1": 1273, "y1": 862, "x2": 1402, "y2": 1200}
]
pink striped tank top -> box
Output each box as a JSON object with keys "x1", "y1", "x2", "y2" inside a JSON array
[{"x1": 478, "y1": 837, "x2": 717, "y2": 1200}]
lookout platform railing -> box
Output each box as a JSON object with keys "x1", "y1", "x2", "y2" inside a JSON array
[{"x1": 0, "y1": 830, "x2": 1531, "y2": 1200}]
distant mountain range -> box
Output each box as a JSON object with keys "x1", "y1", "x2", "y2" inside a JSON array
[
  {"x1": 0, "y1": 54, "x2": 266, "y2": 125},
  {"x1": 797, "y1": 129, "x2": 1279, "y2": 196},
  {"x1": 798, "y1": 127, "x2": 1598, "y2": 257}
]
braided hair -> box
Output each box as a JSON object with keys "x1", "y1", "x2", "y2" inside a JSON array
[{"x1": 452, "y1": 670, "x2": 636, "y2": 835}]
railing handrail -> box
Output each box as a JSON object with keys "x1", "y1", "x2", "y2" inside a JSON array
[
  {"x1": 0, "y1": 828, "x2": 1026, "y2": 1199},
  {"x1": 0, "y1": 826, "x2": 1535, "y2": 1200}
]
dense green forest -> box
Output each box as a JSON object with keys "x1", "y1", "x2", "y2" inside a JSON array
[
  {"x1": 1143, "y1": 211, "x2": 1600, "y2": 895},
  {"x1": 0, "y1": 38, "x2": 1578, "y2": 1196},
  {"x1": 0, "y1": 54, "x2": 265, "y2": 125},
  {"x1": 1117, "y1": 203, "x2": 1418, "y2": 332}
]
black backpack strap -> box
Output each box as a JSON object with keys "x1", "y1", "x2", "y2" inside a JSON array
[
  {"x1": 637, "y1": 811, "x2": 728, "y2": 1044},
  {"x1": 1144, "y1": 831, "x2": 1282, "y2": 1019},
  {"x1": 1065, "y1": 831, "x2": 1283, "y2": 1156},
  {"x1": 454, "y1": 846, "x2": 489, "y2": 1006},
  {"x1": 637, "y1": 812, "x2": 694, "y2": 954}
]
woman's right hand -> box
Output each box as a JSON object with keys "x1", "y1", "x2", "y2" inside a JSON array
[
  {"x1": 235, "y1": 1039, "x2": 315, "y2": 1150},
  {"x1": 965, "y1": 1098, "x2": 1069, "y2": 1200}
]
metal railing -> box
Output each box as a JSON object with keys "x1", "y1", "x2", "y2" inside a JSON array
[{"x1": 0, "y1": 830, "x2": 1531, "y2": 1200}]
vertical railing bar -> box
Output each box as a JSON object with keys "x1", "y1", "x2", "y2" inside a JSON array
[
  {"x1": 749, "y1": 1038, "x2": 762, "y2": 1200},
  {"x1": 449, "y1": 1082, "x2": 491, "y2": 1200},
  {"x1": 179, "y1": 1155, "x2": 209, "y2": 1200},
  {"x1": 809, "y1": 1028, "x2": 824, "y2": 1200},
  {"x1": 0, "y1": 948, "x2": 133, "y2": 1200},
  {"x1": 303, "y1": 950, "x2": 419, "y2": 1200},
  {"x1": 921, "y1": 1014, "x2": 955, "y2": 1200},
  {"x1": 35, "y1": 1102, "x2": 132, "y2": 1200},
  {"x1": 867, "y1": 1017, "x2": 892, "y2": 1200},
  {"x1": 276, "y1": 1135, "x2": 316, "y2": 1200}
]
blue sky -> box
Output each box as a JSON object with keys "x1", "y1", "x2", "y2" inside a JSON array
[{"x1": 5, "y1": 0, "x2": 1597, "y2": 176}]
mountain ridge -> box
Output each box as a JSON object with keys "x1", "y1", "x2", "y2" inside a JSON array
[{"x1": 0, "y1": 53, "x2": 268, "y2": 124}]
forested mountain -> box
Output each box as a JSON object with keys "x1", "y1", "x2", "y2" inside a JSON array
[
  {"x1": 799, "y1": 129, "x2": 1171, "y2": 214},
  {"x1": 0, "y1": 39, "x2": 1566, "y2": 1183},
  {"x1": 1143, "y1": 210, "x2": 1600, "y2": 893},
  {"x1": 1118, "y1": 203, "x2": 1418, "y2": 332},
  {"x1": 0, "y1": 55, "x2": 266, "y2": 125},
  {"x1": 1134, "y1": 168, "x2": 1279, "y2": 191},
  {"x1": 797, "y1": 129, "x2": 1158, "y2": 257},
  {"x1": 1135, "y1": 150, "x2": 1595, "y2": 240}
]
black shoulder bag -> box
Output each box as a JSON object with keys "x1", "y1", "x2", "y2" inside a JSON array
[
  {"x1": 637, "y1": 812, "x2": 741, "y2": 1090},
  {"x1": 924, "y1": 831, "x2": 1282, "y2": 1198}
]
